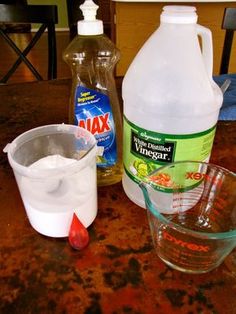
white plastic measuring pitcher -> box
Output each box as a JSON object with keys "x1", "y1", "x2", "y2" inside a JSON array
[
  {"x1": 4, "y1": 124, "x2": 97, "y2": 237},
  {"x1": 122, "y1": 6, "x2": 223, "y2": 208}
]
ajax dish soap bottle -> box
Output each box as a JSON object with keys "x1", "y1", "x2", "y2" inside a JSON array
[
  {"x1": 122, "y1": 6, "x2": 223, "y2": 207},
  {"x1": 63, "y1": 0, "x2": 122, "y2": 186}
]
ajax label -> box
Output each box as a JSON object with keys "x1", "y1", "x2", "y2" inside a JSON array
[{"x1": 74, "y1": 86, "x2": 117, "y2": 167}]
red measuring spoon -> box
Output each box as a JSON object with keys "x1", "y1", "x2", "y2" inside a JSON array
[{"x1": 68, "y1": 213, "x2": 89, "y2": 250}]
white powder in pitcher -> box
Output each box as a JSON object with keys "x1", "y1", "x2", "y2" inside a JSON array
[
  {"x1": 30, "y1": 154, "x2": 76, "y2": 169},
  {"x1": 19, "y1": 154, "x2": 97, "y2": 237},
  {"x1": 29, "y1": 155, "x2": 77, "y2": 193}
]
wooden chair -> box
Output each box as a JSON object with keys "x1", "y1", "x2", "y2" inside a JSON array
[
  {"x1": 0, "y1": 4, "x2": 58, "y2": 83},
  {"x1": 220, "y1": 8, "x2": 236, "y2": 74}
]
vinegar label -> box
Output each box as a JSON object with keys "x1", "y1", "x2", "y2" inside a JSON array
[
  {"x1": 123, "y1": 115, "x2": 216, "y2": 189},
  {"x1": 74, "y1": 86, "x2": 117, "y2": 167}
]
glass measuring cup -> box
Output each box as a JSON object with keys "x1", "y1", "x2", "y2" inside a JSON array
[
  {"x1": 4, "y1": 124, "x2": 97, "y2": 238},
  {"x1": 139, "y1": 161, "x2": 236, "y2": 273}
]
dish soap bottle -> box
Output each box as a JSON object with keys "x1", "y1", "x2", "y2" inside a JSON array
[
  {"x1": 63, "y1": 0, "x2": 122, "y2": 186},
  {"x1": 122, "y1": 6, "x2": 223, "y2": 207}
]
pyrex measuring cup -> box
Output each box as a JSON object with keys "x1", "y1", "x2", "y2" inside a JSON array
[
  {"x1": 4, "y1": 124, "x2": 97, "y2": 238},
  {"x1": 139, "y1": 161, "x2": 236, "y2": 273}
]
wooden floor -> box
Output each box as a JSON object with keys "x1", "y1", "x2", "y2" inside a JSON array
[{"x1": 0, "y1": 31, "x2": 72, "y2": 84}]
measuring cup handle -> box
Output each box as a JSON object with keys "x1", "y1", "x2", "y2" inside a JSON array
[{"x1": 196, "y1": 24, "x2": 213, "y2": 80}]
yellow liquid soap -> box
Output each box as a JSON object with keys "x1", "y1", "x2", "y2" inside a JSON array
[{"x1": 63, "y1": 0, "x2": 122, "y2": 186}]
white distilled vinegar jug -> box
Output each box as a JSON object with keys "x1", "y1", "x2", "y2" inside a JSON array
[{"x1": 122, "y1": 6, "x2": 223, "y2": 207}]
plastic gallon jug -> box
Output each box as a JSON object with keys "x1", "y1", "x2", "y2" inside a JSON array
[
  {"x1": 63, "y1": 0, "x2": 122, "y2": 186},
  {"x1": 122, "y1": 6, "x2": 223, "y2": 207}
]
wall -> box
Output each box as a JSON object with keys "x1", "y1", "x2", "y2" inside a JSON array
[{"x1": 27, "y1": 0, "x2": 69, "y2": 29}]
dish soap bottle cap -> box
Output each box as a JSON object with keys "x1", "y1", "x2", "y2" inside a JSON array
[{"x1": 77, "y1": 0, "x2": 104, "y2": 35}]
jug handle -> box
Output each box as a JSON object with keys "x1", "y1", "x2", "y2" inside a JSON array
[{"x1": 196, "y1": 25, "x2": 213, "y2": 80}]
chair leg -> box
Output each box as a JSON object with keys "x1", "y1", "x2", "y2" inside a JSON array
[
  {"x1": 47, "y1": 23, "x2": 57, "y2": 80},
  {"x1": 220, "y1": 30, "x2": 234, "y2": 74},
  {"x1": 0, "y1": 25, "x2": 47, "y2": 83}
]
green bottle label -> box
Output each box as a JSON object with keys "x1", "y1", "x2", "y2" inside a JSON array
[{"x1": 123, "y1": 116, "x2": 216, "y2": 187}]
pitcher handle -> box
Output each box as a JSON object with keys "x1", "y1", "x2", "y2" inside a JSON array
[{"x1": 196, "y1": 25, "x2": 213, "y2": 80}]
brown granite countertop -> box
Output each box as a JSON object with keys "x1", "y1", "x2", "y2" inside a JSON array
[{"x1": 0, "y1": 79, "x2": 235, "y2": 314}]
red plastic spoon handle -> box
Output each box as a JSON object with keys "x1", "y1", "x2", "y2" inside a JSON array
[{"x1": 69, "y1": 213, "x2": 89, "y2": 250}]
